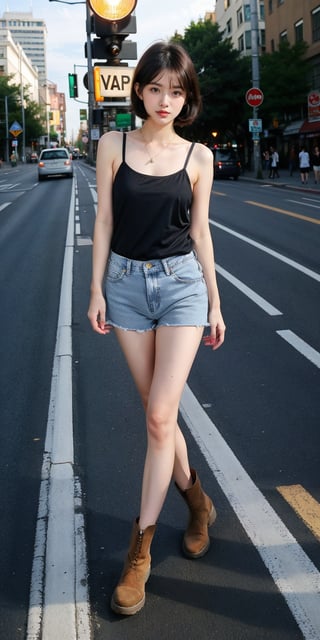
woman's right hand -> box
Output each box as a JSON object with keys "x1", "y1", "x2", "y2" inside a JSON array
[{"x1": 87, "y1": 291, "x2": 113, "y2": 335}]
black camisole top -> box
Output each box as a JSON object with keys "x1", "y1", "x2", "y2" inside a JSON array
[{"x1": 111, "y1": 133, "x2": 195, "y2": 260}]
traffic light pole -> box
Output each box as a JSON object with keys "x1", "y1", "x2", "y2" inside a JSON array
[{"x1": 86, "y1": 2, "x2": 94, "y2": 164}]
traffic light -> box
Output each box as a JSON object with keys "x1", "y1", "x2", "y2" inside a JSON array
[
  {"x1": 86, "y1": 0, "x2": 137, "y2": 63},
  {"x1": 68, "y1": 73, "x2": 78, "y2": 98},
  {"x1": 87, "y1": 0, "x2": 137, "y2": 21}
]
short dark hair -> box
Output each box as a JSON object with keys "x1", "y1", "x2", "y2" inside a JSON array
[{"x1": 130, "y1": 41, "x2": 202, "y2": 127}]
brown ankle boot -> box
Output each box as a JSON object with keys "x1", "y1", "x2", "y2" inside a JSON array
[
  {"x1": 111, "y1": 518, "x2": 156, "y2": 615},
  {"x1": 177, "y1": 468, "x2": 216, "y2": 558}
]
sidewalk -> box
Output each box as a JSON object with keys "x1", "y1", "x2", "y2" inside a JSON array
[{"x1": 240, "y1": 169, "x2": 320, "y2": 194}]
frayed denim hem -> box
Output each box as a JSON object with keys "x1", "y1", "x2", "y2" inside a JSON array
[{"x1": 108, "y1": 321, "x2": 209, "y2": 333}]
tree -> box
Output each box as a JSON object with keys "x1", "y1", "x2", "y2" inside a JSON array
[
  {"x1": 259, "y1": 40, "x2": 311, "y2": 126},
  {"x1": 172, "y1": 20, "x2": 251, "y2": 143},
  {"x1": 0, "y1": 75, "x2": 45, "y2": 159}
]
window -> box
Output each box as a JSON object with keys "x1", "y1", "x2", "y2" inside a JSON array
[
  {"x1": 245, "y1": 30, "x2": 252, "y2": 50},
  {"x1": 244, "y1": 5, "x2": 251, "y2": 21},
  {"x1": 280, "y1": 30, "x2": 288, "y2": 42},
  {"x1": 311, "y1": 63, "x2": 320, "y2": 91},
  {"x1": 237, "y1": 8, "x2": 243, "y2": 27},
  {"x1": 271, "y1": 38, "x2": 275, "y2": 52},
  {"x1": 269, "y1": 0, "x2": 273, "y2": 14},
  {"x1": 224, "y1": 0, "x2": 231, "y2": 9},
  {"x1": 295, "y1": 19, "x2": 303, "y2": 43},
  {"x1": 312, "y1": 6, "x2": 320, "y2": 42},
  {"x1": 226, "y1": 18, "x2": 232, "y2": 35},
  {"x1": 238, "y1": 34, "x2": 244, "y2": 52},
  {"x1": 260, "y1": 3, "x2": 265, "y2": 20},
  {"x1": 260, "y1": 29, "x2": 266, "y2": 50}
]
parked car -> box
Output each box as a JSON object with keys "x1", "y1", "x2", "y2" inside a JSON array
[
  {"x1": 213, "y1": 147, "x2": 241, "y2": 180},
  {"x1": 38, "y1": 148, "x2": 73, "y2": 181},
  {"x1": 26, "y1": 152, "x2": 38, "y2": 163}
]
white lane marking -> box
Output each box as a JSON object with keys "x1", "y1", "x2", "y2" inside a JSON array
[
  {"x1": 0, "y1": 182, "x2": 19, "y2": 190},
  {"x1": 181, "y1": 383, "x2": 320, "y2": 640},
  {"x1": 211, "y1": 220, "x2": 320, "y2": 283},
  {"x1": 27, "y1": 181, "x2": 91, "y2": 640},
  {"x1": 277, "y1": 330, "x2": 320, "y2": 369},
  {"x1": 0, "y1": 202, "x2": 10, "y2": 211},
  {"x1": 75, "y1": 222, "x2": 81, "y2": 235},
  {"x1": 287, "y1": 199, "x2": 320, "y2": 210},
  {"x1": 216, "y1": 263, "x2": 282, "y2": 316}
]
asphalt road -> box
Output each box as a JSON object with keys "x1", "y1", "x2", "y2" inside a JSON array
[
  {"x1": 0, "y1": 163, "x2": 71, "y2": 638},
  {"x1": 73, "y1": 166, "x2": 320, "y2": 639},
  {"x1": 0, "y1": 162, "x2": 319, "y2": 639}
]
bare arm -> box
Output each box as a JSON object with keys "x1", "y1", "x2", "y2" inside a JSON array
[
  {"x1": 189, "y1": 144, "x2": 226, "y2": 349},
  {"x1": 87, "y1": 131, "x2": 119, "y2": 334}
]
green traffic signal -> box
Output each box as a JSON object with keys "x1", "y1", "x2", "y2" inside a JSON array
[{"x1": 68, "y1": 73, "x2": 78, "y2": 99}]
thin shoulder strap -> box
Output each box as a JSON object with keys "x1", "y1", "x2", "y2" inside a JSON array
[
  {"x1": 122, "y1": 132, "x2": 127, "y2": 162},
  {"x1": 183, "y1": 142, "x2": 196, "y2": 170}
]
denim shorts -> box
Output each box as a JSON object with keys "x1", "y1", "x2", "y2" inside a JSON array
[{"x1": 105, "y1": 250, "x2": 209, "y2": 332}]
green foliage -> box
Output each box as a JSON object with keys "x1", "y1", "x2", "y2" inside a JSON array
[
  {"x1": 0, "y1": 75, "x2": 46, "y2": 156},
  {"x1": 259, "y1": 40, "x2": 311, "y2": 124},
  {"x1": 172, "y1": 20, "x2": 251, "y2": 142}
]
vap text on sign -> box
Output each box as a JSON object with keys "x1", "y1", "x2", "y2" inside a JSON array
[{"x1": 94, "y1": 66, "x2": 134, "y2": 100}]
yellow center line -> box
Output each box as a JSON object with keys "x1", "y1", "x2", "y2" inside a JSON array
[
  {"x1": 277, "y1": 484, "x2": 320, "y2": 541},
  {"x1": 245, "y1": 200, "x2": 320, "y2": 225}
]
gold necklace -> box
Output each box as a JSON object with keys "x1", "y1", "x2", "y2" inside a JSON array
[{"x1": 139, "y1": 129, "x2": 175, "y2": 165}]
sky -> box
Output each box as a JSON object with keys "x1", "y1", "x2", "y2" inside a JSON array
[{"x1": 1, "y1": 1, "x2": 215, "y2": 140}]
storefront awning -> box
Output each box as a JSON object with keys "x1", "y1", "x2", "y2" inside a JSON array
[
  {"x1": 283, "y1": 120, "x2": 304, "y2": 136},
  {"x1": 300, "y1": 119, "x2": 320, "y2": 134}
]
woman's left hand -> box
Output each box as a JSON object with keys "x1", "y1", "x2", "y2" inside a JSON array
[{"x1": 202, "y1": 308, "x2": 226, "y2": 350}]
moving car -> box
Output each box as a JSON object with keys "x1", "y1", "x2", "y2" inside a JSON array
[
  {"x1": 213, "y1": 147, "x2": 241, "y2": 180},
  {"x1": 38, "y1": 148, "x2": 73, "y2": 181}
]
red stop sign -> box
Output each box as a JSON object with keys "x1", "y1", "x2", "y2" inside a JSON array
[{"x1": 246, "y1": 87, "x2": 264, "y2": 107}]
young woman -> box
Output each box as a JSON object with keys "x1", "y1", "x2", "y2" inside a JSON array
[{"x1": 87, "y1": 41, "x2": 226, "y2": 616}]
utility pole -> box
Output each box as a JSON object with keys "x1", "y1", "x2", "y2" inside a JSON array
[
  {"x1": 250, "y1": 0, "x2": 262, "y2": 176},
  {"x1": 86, "y1": 2, "x2": 94, "y2": 164}
]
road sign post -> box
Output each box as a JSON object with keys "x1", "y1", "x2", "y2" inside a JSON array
[{"x1": 246, "y1": 86, "x2": 264, "y2": 178}]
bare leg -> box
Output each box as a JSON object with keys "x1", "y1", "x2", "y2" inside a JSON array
[{"x1": 114, "y1": 325, "x2": 203, "y2": 529}]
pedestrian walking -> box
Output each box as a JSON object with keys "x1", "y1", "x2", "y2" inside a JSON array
[
  {"x1": 299, "y1": 146, "x2": 310, "y2": 184},
  {"x1": 270, "y1": 147, "x2": 279, "y2": 178},
  {"x1": 87, "y1": 41, "x2": 226, "y2": 616},
  {"x1": 262, "y1": 149, "x2": 270, "y2": 172},
  {"x1": 311, "y1": 145, "x2": 320, "y2": 183}
]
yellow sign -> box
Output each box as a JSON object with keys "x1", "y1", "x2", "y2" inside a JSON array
[
  {"x1": 9, "y1": 120, "x2": 23, "y2": 137},
  {"x1": 10, "y1": 129, "x2": 22, "y2": 137}
]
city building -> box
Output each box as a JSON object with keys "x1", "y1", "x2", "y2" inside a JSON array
[
  {"x1": 214, "y1": 0, "x2": 265, "y2": 56},
  {"x1": 0, "y1": 10, "x2": 67, "y2": 148},
  {"x1": 0, "y1": 11, "x2": 47, "y2": 86},
  {"x1": 47, "y1": 82, "x2": 66, "y2": 146},
  {"x1": 264, "y1": 0, "x2": 320, "y2": 141},
  {"x1": 0, "y1": 28, "x2": 39, "y2": 101}
]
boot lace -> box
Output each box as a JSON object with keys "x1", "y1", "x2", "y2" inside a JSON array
[{"x1": 130, "y1": 530, "x2": 144, "y2": 567}]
